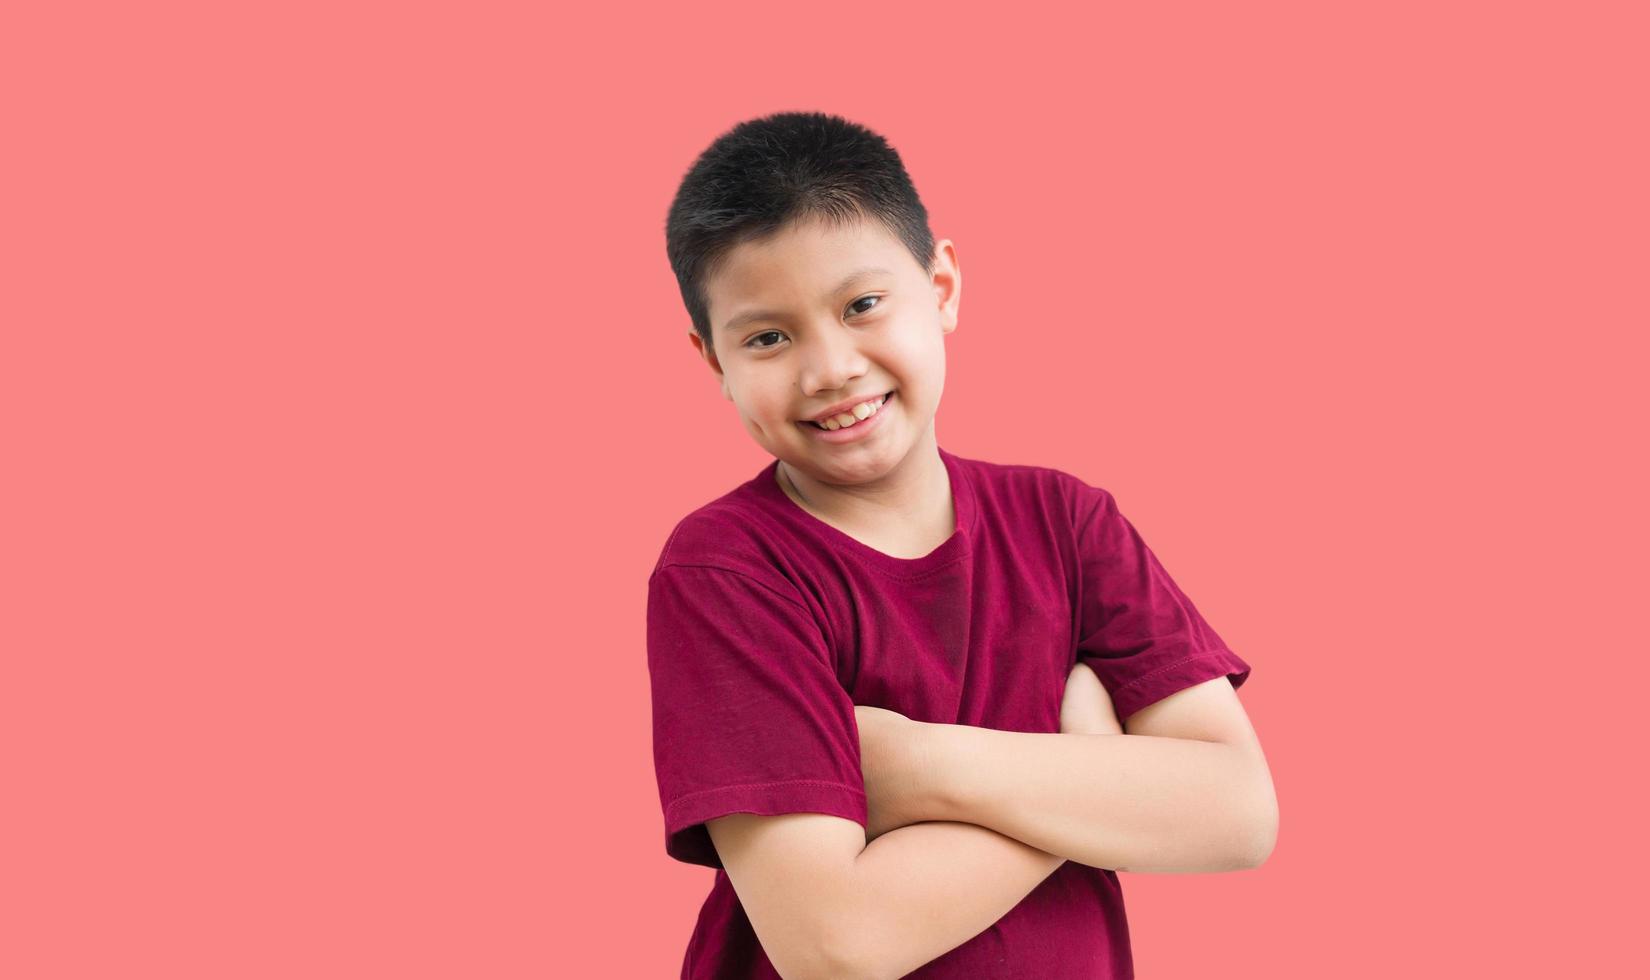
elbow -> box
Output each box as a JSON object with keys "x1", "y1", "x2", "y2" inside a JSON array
[
  {"x1": 775, "y1": 941, "x2": 865, "y2": 980},
  {"x1": 1235, "y1": 787, "x2": 1279, "y2": 870},
  {"x1": 1239, "y1": 814, "x2": 1277, "y2": 870},
  {"x1": 769, "y1": 925, "x2": 874, "y2": 980},
  {"x1": 1228, "y1": 746, "x2": 1278, "y2": 870},
  {"x1": 811, "y1": 922, "x2": 889, "y2": 980},
  {"x1": 809, "y1": 900, "x2": 892, "y2": 980},
  {"x1": 810, "y1": 947, "x2": 885, "y2": 980},
  {"x1": 765, "y1": 917, "x2": 868, "y2": 980}
]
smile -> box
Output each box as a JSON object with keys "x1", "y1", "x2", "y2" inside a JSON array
[{"x1": 799, "y1": 390, "x2": 895, "y2": 443}]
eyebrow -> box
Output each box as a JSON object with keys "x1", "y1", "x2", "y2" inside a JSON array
[{"x1": 719, "y1": 266, "x2": 894, "y2": 335}]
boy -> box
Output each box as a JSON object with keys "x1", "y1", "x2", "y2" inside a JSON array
[{"x1": 648, "y1": 110, "x2": 1276, "y2": 979}]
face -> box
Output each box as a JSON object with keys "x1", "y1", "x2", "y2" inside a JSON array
[{"x1": 690, "y1": 213, "x2": 961, "y2": 489}]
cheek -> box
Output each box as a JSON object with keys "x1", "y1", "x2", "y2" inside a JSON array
[
  {"x1": 888, "y1": 329, "x2": 936, "y2": 359},
  {"x1": 746, "y1": 395, "x2": 788, "y2": 424}
]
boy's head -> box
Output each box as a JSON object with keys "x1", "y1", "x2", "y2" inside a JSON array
[{"x1": 665, "y1": 111, "x2": 961, "y2": 486}]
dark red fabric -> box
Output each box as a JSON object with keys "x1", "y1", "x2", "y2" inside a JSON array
[{"x1": 647, "y1": 446, "x2": 1252, "y2": 978}]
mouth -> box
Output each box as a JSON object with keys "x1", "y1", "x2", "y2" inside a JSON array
[{"x1": 801, "y1": 390, "x2": 895, "y2": 430}]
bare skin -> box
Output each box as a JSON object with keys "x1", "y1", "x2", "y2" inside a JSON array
[{"x1": 854, "y1": 662, "x2": 1120, "y2": 844}]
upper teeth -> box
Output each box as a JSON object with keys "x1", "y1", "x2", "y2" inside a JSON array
[{"x1": 812, "y1": 394, "x2": 887, "y2": 430}]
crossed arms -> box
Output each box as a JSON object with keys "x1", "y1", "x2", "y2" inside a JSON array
[{"x1": 705, "y1": 665, "x2": 1279, "y2": 979}]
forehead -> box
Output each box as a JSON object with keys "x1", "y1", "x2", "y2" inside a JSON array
[{"x1": 705, "y1": 215, "x2": 912, "y2": 331}]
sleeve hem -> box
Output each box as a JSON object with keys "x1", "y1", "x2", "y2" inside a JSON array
[
  {"x1": 663, "y1": 779, "x2": 868, "y2": 869},
  {"x1": 1093, "y1": 648, "x2": 1252, "y2": 722}
]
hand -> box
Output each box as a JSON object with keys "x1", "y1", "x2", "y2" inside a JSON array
[
  {"x1": 852, "y1": 704, "x2": 932, "y2": 844},
  {"x1": 1060, "y1": 661, "x2": 1124, "y2": 736}
]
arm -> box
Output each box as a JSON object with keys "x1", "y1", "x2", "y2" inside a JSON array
[
  {"x1": 849, "y1": 819, "x2": 1067, "y2": 978},
  {"x1": 919, "y1": 675, "x2": 1278, "y2": 874},
  {"x1": 708, "y1": 809, "x2": 1065, "y2": 980},
  {"x1": 706, "y1": 665, "x2": 1114, "y2": 980}
]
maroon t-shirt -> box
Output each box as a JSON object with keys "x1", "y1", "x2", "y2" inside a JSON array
[{"x1": 646, "y1": 446, "x2": 1252, "y2": 979}]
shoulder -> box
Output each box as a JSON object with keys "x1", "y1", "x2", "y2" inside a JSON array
[
  {"x1": 647, "y1": 504, "x2": 834, "y2": 663},
  {"x1": 649, "y1": 485, "x2": 800, "y2": 593},
  {"x1": 950, "y1": 451, "x2": 1114, "y2": 527}
]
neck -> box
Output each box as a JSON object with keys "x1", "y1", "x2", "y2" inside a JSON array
[{"x1": 777, "y1": 427, "x2": 950, "y2": 530}]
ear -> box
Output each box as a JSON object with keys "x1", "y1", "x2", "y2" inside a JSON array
[
  {"x1": 688, "y1": 330, "x2": 733, "y2": 400},
  {"x1": 930, "y1": 239, "x2": 961, "y2": 335}
]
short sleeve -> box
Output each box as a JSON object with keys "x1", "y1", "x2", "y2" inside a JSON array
[
  {"x1": 1072, "y1": 485, "x2": 1252, "y2": 723},
  {"x1": 646, "y1": 562, "x2": 867, "y2": 869}
]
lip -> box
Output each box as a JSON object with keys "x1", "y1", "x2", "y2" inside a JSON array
[
  {"x1": 798, "y1": 390, "x2": 894, "y2": 444},
  {"x1": 802, "y1": 391, "x2": 892, "y2": 424}
]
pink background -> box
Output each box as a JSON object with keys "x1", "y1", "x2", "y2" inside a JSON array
[{"x1": 5, "y1": 2, "x2": 1645, "y2": 976}]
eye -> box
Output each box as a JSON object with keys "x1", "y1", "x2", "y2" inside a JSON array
[
  {"x1": 848, "y1": 294, "x2": 882, "y2": 316},
  {"x1": 744, "y1": 296, "x2": 880, "y2": 351}
]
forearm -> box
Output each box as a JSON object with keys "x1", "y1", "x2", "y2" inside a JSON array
[
  {"x1": 834, "y1": 821, "x2": 1065, "y2": 980},
  {"x1": 921, "y1": 723, "x2": 1271, "y2": 874}
]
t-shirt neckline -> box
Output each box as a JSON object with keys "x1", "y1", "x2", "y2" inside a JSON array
[{"x1": 753, "y1": 446, "x2": 975, "y2": 577}]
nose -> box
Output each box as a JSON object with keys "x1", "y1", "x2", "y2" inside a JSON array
[{"x1": 798, "y1": 321, "x2": 869, "y2": 396}]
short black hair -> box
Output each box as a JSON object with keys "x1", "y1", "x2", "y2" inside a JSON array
[{"x1": 665, "y1": 110, "x2": 936, "y2": 351}]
